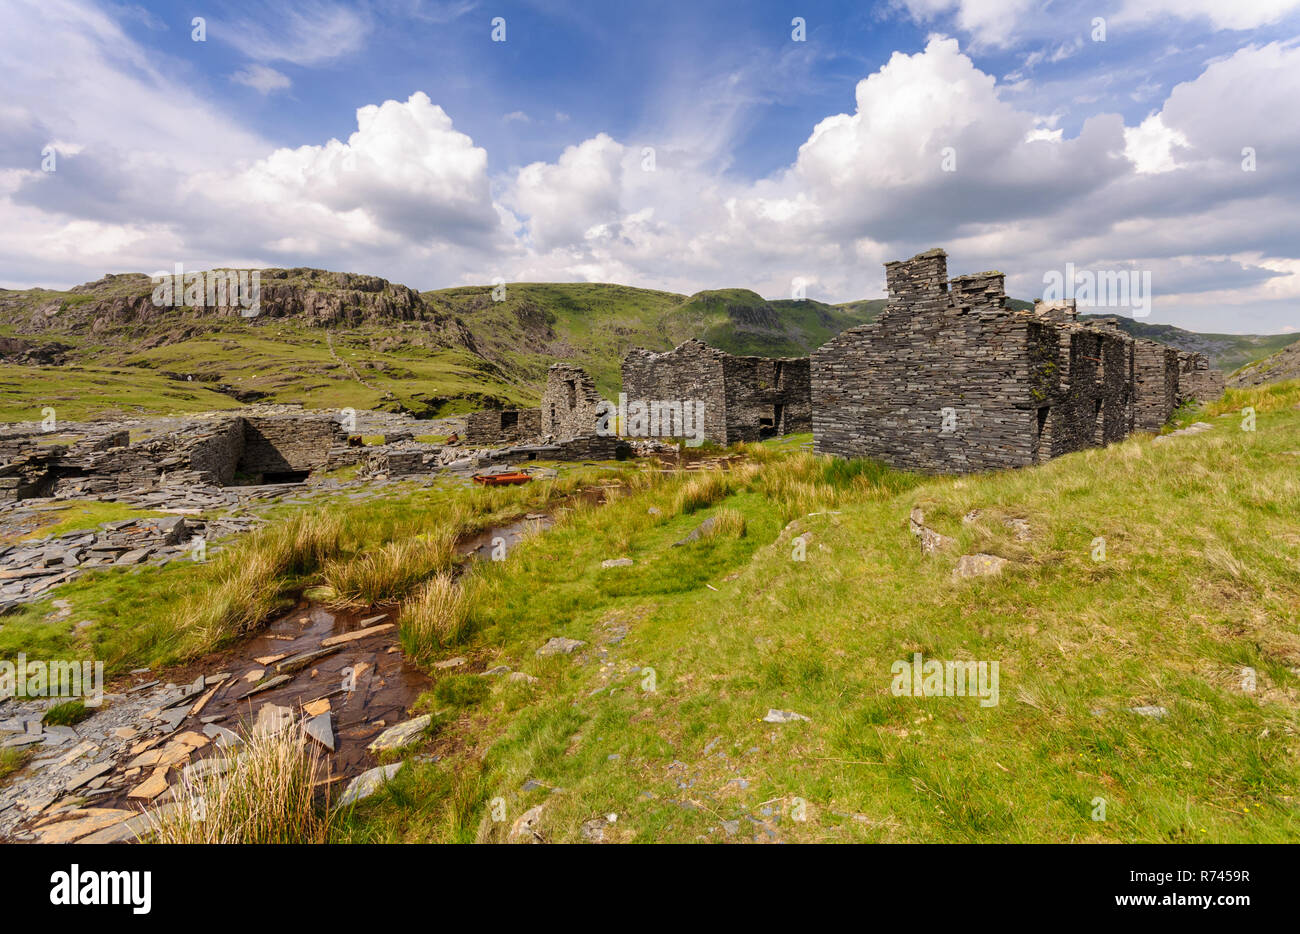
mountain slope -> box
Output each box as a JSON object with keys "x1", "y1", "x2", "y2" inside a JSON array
[
  {"x1": 1229, "y1": 336, "x2": 1300, "y2": 387},
  {"x1": 1079, "y1": 315, "x2": 1300, "y2": 372},
  {"x1": 0, "y1": 268, "x2": 1292, "y2": 421},
  {"x1": 426, "y1": 283, "x2": 878, "y2": 396}
]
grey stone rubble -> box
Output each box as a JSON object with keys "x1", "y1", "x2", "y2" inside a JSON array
[
  {"x1": 1, "y1": 670, "x2": 432, "y2": 840},
  {"x1": 337, "y1": 762, "x2": 403, "y2": 808},
  {"x1": 0, "y1": 516, "x2": 200, "y2": 613},
  {"x1": 0, "y1": 679, "x2": 208, "y2": 839},
  {"x1": 536, "y1": 637, "x2": 587, "y2": 657},
  {"x1": 763, "y1": 709, "x2": 811, "y2": 723}
]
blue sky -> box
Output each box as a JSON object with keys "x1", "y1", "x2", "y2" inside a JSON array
[{"x1": 3, "y1": 0, "x2": 1300, "y2": 333}]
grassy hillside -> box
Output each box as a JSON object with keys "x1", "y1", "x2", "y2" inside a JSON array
[
  {"x1": 1229, "y1": 337, "x2": 1300, "y2": 388},
  {"x1": 426, "y1": 283, "x2": 877, "y2": 397},
  {"x1": 0, "y1": 268, "x2": 1292, "y2": 422},
  {"x1": 0, "y1": 275, "x2": 876, "y2": 418},
  {"x1": 5, "y1": 380, "x2": 1297, "y2": 842}
]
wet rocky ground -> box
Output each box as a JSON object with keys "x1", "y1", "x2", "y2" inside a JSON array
[
  {"x1": 0, "y1": 505, "x2": 574, "y2": 844},
  {"x1": 0, "y1": 599, "x2": 433, "y2": 843}
]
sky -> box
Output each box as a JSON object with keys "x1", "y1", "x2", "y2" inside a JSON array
[{"x1": 2, "y1": 0, "x2": 1299, "y2": 333}]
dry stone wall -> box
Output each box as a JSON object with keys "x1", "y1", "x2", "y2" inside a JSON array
[
  {"x1": 1133, "y1": 339, "x2": 1181, "y2": 432},
  {"x1": 0, "y1": 412, "x2": 347, "y2": 501},
  {"x1": 812, "y1": 248, "x2": 1224, "y2": 474},
  {"x1": 1178, "y1": 351, "x2": 1227, "y2": 404}
]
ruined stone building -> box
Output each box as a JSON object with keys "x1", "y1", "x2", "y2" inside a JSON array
[
  {"x1": 811, "y1": 249, "x2": 1223, "y2": 474},
  {"x1": 1132, "y1": 339, "x2": 1182, "y2": 433},
  {"x1": 621, "y1": 339, "x2": 812, "y2": 444},
  {"x1": 0, "y1": 414, "x2": 345, "y2": 502},
  {"x1": 1032, "y1": 306, "x2": 1135, "y2": 454},
  {"x1": 541, "y1": 363, "x2": 605, "y2": 439},
  {"x1": 1178, "y1": 351, "x2": 1227, "y2": 407},
  {"x1": 464, "y1": 408, "x2": 542, "y2": 445}
]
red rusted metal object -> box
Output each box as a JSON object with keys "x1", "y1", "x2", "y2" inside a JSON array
[{"x1": 472, "y1": 472, "x2": 533, "y2": 486}]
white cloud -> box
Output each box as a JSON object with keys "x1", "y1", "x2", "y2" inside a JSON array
[
  {"x1": 1113, "y1": 0, "x2": 1300, "y2": 31},
  {"x1": 231, "y1": 65, "x2": 292, "y2": 94},
  {"x1": 223, "y1": 1, "x2": 372, "y2": 66},
  {"x1": 3, "y1": 1, "x2": 1300, "y2": 333},
  {"x1": 213, "y1": 92, "x2": 501, "y2": 249},
  {"x1": 1123, "y1": 113, "x2": 1189, "y2": 173}
]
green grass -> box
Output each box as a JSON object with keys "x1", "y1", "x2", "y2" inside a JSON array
[
  {"x1": 4, "y1": 385, "x2": 1298, "y2": 843},
  {"x1": 334, "y1": 384, "x2": 1300, "y2": 843},
  {"x1": 0, "y1": 463, "x2": 632, "y2": 672},
  {"x1": 0, "y1": 748, "x2": 32, "y2": 781},
  {"x1": 0, "y1": 363, "x2": 241, "y2": 422},
  {"x1": 10, "y1": 501, "x2": 167, "y2": 543},
  {"x1": 42, "y1": 699, "x2": 90, "y2": 726}
]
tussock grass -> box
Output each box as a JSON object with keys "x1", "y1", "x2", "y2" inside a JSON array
[
  {"x1": 0, "y1": 747, "x2": 32, "y2": 781},
  {"x1": 673, "y1": 469, "x2": 731, "y2": 514},
  {"x1": 400, "y1": 572, "x2": 472, "y2": 663},
  {"x1": 322, "y1": 528, "x2": 458, "y2": 607},
  {"x1": 1202, "y1": 378, "x2": 1300, "y2": 417},
  {"x1": 748, "y1": 449, "x2": 920, "y2": 519},
  {"x1": 176, "y1": 511, "x2": 347, "y2": 648},
  {"x1": 148, "y1": 725, "x2": 330, "y2": 844},
  {"x1": 703, "y1": 506, "x2": 747, "y2": 539},
  {"x1": 42, "y1": 700, "x2": 90, "y2": 726}
]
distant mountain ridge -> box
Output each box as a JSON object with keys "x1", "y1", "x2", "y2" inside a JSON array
[
  {"x1": 0, "y1": 269, "x2": 1292, "y2": 421},
  {"x1": 1078, "y1": 314, "x2": 1299, "y2": 373}
]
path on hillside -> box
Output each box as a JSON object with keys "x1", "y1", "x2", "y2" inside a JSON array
[{"x1": 325, "y1": 329, "x2": 383, "y2": 395}]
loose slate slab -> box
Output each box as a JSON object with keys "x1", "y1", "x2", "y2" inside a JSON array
[
  {"x1": 182, "y1": 757, "x2": 233, "y2": 782},
  {"x1": 253, "y1": 704, "x2": 295, "y2": 737},
  {"x1": 320, "y1": 623, "x2": 395, "y2": 648},
  {"x1": 240, "y1": 674, "x2": 291, "y2": 699},
  {"x1": 762, "y1": 709, "x2": 811, "y2": 723},
  {"x1": 35, "y1": 808, "x2": 135, "y2": 844},
  {"x1": 303, "y1": 698, "x2": 331, "y2": 717},
  {"x1": 536, "y1": 637, "x2": 586, "y2": 657},
  {"x1": 127, "y1": 767, "x2": 169, "y2": 801},
  {"x1": 952, "y1": 553, "x2": 1008, "y2": 579},
  {"x1": 65, "y1": 760, "x2": 114, "y2": 793},
  {"x1": 672, "y1": 516, "x2": 717, "y2": 547},
  {"x1": 304, "y1": 713, "x2": 335, "y2": 752},
  {"x1": 367, "y1": 714, "x2": 431, "y2": 753},
  {"x1": 274, "y1": 645, "x2": 342, "y2": 675},
  {"x1": 337, "y1": 763, "x2": 403, "y2": 808}
]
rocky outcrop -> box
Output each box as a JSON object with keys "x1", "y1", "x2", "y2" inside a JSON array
[
  {"x1": 0, "y1": 268, "x2": 473, "y2": 341},
  {"x1": 1229, "y1": 338, "x2": 1300, "y2": 388},
  {"x1": 0, "y1": 337, "x2": 72, "y2": 365}
]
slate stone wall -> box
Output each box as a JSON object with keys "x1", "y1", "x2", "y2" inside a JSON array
[
  {"x1": 541, "y1": 363, "x2": 604, "y2": 439},
  {"x1": 1133, "y1": 339, "x2": 1181, "y2": 432},
  {"x1": 812, "y1": 249, "x2": 1167, "y2": 474},
  {"x1": 1177, "y1": 351, "x2": 1226, "y2": 403},
  {"x1": 464, "y1": 408, "x2": 542, "y2": 445},
  {"x1": 240, "y1": 415, "x2": 344, "y2": 475},
  {"x1": 621, "y1": 338, "x2": 810, "y2": 444}
]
